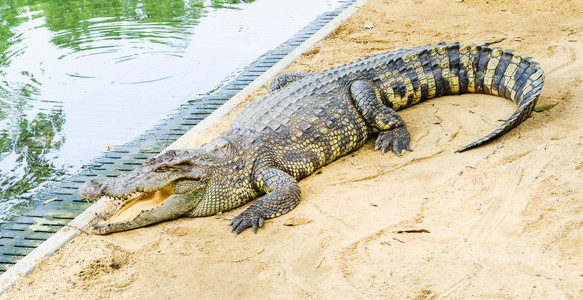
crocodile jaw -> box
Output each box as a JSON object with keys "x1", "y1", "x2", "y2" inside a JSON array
[{"x1": 89, "y1": 180, "x2": 207, "y2": 234}]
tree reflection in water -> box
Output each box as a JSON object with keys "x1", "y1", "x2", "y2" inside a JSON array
[{"x1": 0, "y1": 0, "x2": 253, "y2": 215}]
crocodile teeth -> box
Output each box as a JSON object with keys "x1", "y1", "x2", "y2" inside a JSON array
[{"x1": 105, "y1": 191, "x2": 143, "y2": 201}]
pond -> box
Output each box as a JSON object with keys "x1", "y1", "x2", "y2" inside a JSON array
[{"x1": 0, "y1": 0, "x2": 344, "y2": 215}]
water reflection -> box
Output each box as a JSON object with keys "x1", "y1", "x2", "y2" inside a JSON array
[
  {"x1": 0, "y1": 0, "x2": 341, "y2": 215},
  {"x1": 0, "y1": 107, "x2": 65, "y2": 211}
]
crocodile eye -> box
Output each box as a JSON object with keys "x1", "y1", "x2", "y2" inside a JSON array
[{"x1": 156, "y1": 165, "x2": 169, "y2": 172}]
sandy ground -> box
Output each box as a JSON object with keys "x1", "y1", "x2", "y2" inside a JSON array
[{"x1": 3, "y1": 0, "x2": 583, "y2": 298}]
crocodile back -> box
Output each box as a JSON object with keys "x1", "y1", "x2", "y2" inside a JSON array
[{"x1": 231, "y1": 43, "x2": 545, "y2": 162}]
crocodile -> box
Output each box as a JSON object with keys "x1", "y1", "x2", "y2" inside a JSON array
[{"x1": 79, "y1": 42, "x2": 545, "y2": 235}]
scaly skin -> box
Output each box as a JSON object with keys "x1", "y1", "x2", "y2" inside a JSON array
[{"x1": 79, "y1": 43, "x2": 545, "y2": 234}]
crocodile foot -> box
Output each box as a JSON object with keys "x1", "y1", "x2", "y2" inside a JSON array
[
  {"x1": 230, "y1": 209, "x2": 265, "y2": 234},
  {"x1": 375, "y1": 126, "x2": 412, "y2": 155}
]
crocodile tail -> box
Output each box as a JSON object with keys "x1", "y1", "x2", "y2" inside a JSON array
[
  {"x1": 451, "y1": 43, "x2": 545, "y2": 152},
  {"x1": 352, "y1": 42, "x2": 544, "y2": 151}
]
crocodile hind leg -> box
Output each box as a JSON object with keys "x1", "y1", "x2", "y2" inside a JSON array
[
  {"x1": 350, "y1": 80, "x2": 412, "y2": 155},
  {"x1": 231, "y1": 167, "x2": 300, "y2": 234},
  {"x1": 268, "y1": 72, "x2": 311, "y2": 92}
]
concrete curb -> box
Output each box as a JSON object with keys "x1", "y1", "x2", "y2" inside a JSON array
[{"x1": 0, "y1": 0, "x2": 367, "y2": 293}]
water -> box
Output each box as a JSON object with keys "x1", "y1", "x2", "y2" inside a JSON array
[{"x1": 0, "y1": 0, "x2": 344, "y2": 215}]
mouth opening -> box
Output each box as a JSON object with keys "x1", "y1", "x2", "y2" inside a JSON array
[{"x1": 95, "y1": 184, "x2": 173, "y2": 225}]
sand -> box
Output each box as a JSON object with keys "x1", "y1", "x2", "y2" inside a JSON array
[{"x1": 2, "y1": 0, "x2": 582, "y2": 298}]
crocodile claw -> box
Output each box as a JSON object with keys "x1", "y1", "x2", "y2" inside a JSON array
[
  {"x1": 230, "y1": 210, "x2": 265, "y2": 234},
  {"x1": 375, "y1": 126, "x2": 412, "y2": 155}
]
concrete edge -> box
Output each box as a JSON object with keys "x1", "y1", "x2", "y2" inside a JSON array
[{"x1": 0, "y1": 0, "x2": 367, "y2": 293}]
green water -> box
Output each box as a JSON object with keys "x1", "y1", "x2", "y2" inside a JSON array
[
  {"x1": 0, "y1": 0, "x2": 343, "y2": 216},
  {"x1": 0, "y1": 0, "x2": 255, "y2": 214}
]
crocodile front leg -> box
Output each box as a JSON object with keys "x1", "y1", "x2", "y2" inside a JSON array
[
  {"x1": 350, "y1": 80, "x2": 412, "y2": 155},
  {"x1": 230, "y1": 167, "x2": 300, "y2": 234}
]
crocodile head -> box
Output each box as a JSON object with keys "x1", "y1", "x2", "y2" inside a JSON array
[{"x1": 79, "y1": 149, "x2": 213, "y2": 234}]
